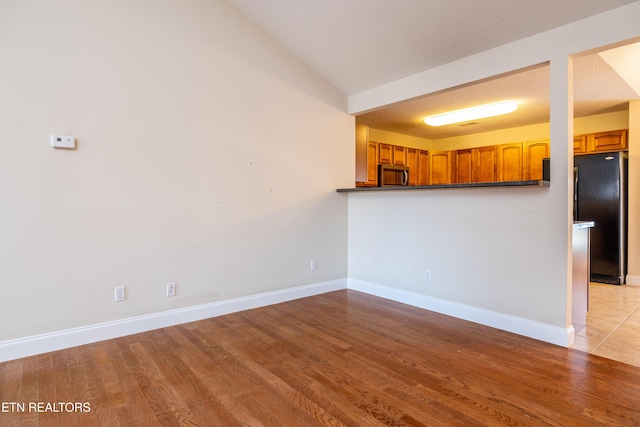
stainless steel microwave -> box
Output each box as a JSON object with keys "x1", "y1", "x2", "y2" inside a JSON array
[{"x1": 378, "y1": 164, "x2": 409, "y2": 186}]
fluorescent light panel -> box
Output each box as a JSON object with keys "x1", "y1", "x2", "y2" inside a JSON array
[{"x1": 424, "y1": 101, "x2": 518, "y2": 127}]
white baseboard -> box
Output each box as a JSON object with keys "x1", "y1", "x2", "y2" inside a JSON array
[
  {"x1": 626, "y1": 275, "x2": 640, "y2": 286},
  {"x1": 0, "y1": 279, "x2": 348, "y2": 363},
  {"x1": 347, "y1": 278, "x2": 575, "y2": 347},
  {"x1": 0, "y1": 277, "x2": 576, "y2": 362}
]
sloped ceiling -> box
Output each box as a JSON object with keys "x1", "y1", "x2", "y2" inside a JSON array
[{"x1": 224, "y1": 0, "x2": 640, "y2": 140}]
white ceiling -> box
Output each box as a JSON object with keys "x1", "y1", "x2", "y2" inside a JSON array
[{"x1": 224, "y1": 0, "x2": 640, "y2": 139}]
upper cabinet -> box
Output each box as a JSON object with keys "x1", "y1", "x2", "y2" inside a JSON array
[
  {"x1": 473, "y1": 146, "x2": 498, "y2": 183},
  {"x1": 524, "y1": 140, "x2": 551, "y2": 180},
  {"x1": 453, "y1": 149, "x2": 473, "y2": 184},
  {"x1": 587, "y1": 129, "x2": 627, "y2": 153},
  {"x1": 573, "y1": 135, "x2": 587, "y2": 155},
  {"x1": 574, "y1": 129, "x2": 627, "y2": 155},
  {"x1": 355, "y1": 125, "x2": 378, "y2": 186},
  {"x1": 452, "y1": 140, "x2": 549, "y2": 184},
  {"x1": 498, "y1": 143, "x2": 524, "y2": 182},
  {"x1": 379, "y1": 142, "x2": 408, "y2": 166},
  {"x1": 406, "y1": 148, "x2": 419, "y2": 186},
  {"x1": 430, "y1": 151, "x2": 452, "y2": 185},
  {"x1": 393, "y1": 146, "x2": 407, "y2": 166},
  {"x1": 378, "y1": 143, "x2": 393, "y2": 165},
  {"x1": 417, "y1": 150, "x2": 430, "y2": 186}
]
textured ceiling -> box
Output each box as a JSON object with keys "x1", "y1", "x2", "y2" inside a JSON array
[
  {"x1": 224, "y1": 0, "x2": 640, "y2": 140},
  {"x1": 224, "y1": 0, "x2": 638, "y2": 95}
]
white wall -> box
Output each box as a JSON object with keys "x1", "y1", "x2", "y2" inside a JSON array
[
  {"x1": 0, "y1": 0, "x2": 353, "y2": 342},
  {"x1": 347, "y1": 3, "x2": 640, "y2": 345}
]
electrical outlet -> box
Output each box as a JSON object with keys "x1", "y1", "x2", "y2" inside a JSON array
[
  {"x1": 424, "y1": 270, "x2": 431, "y2": 281},
  {"x1": 114, "y1": 286, "x2": 126, "y2": 302},
  {"x1": 166, "y1": 282, "x2": 176, "y2": 297},
  {"x1": 310, "y1": 260, "x2": 317, "y2": 271}
]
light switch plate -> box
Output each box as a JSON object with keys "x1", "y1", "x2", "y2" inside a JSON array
[{"x1": 51, "y1": 135, "x2": 75, "y2": 149}]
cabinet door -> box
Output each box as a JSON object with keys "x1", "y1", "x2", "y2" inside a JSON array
[
  {"x1": 473, "y1": 146, "x2": 498, "y2": 182},
  {"x1": 406, "y1": 148, "x2": 418, "y2": 186},
  {"x1": 392, "y1": 145, "x2": 407, "y2": 166},
  {"x1": 588, "y1": 129, "x2": 627, "y2": 153},
  {"x1": 430, "y1": 150, "x2": 451, "y2": 184},
  {"x1": 366, "y1": 141, "x2": 378, "y2": 186},
  {"x1": 573, "y1": 135, "x2": 587, "y2": 155},
  {"x1": 453, "y1": 149, "x2": 473, "y2": 183},
  {"x1": 378, "y1": 143, "x2": 393, "y2": 164},
  {"x1": 524, "y1": 140, "x2": 550, "y2": 180},
  {"x1": 498, "y1": 143, "x2": 523, "y2": 182},
  {"x1": 417, "y1": 150, "x2": 430, "y2": 186}
]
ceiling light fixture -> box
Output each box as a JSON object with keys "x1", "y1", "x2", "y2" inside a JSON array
[{"x1": 423, "y1": 101, "x2": 518, "y2": 127}]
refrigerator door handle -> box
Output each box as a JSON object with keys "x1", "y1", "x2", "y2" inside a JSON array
[{"x1": 574, "y1": 167, "x2": 578, "y2": 202}]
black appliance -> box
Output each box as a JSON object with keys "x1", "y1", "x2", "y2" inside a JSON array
[
  {"x1": 574, "y1": 151, "x2": 628, "y2": 284},
  {"x1": 378, "y1": 164, "x2": 409, "y2": 186}
]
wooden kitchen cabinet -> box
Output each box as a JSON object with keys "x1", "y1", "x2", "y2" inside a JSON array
[
  {"x1": 588, "y1": 129, "x2": 627, "y2": 153},
  {"x1": 406, "y1": 148, "x2": 418, "y2": 186},
  {"x1": 453, "y1": 146, "x2": 498, "y2": 183},
  {"x1": 524, "y1": 140, "x2": 550, "y2": 180},
  {"x1": 498, "y1": 143, "x2": 523, "y2": 182},
  {"x1": 473, "y1": 145, "x2": 498, "y2": 182},
  {"x1": 417, "y1": 150, "x2": 430, "y2": 185},
  {"x1": 365, "y1": 141, "x2": 378, "y2": 185},
  {"x1": 392, "y1": 145, "x2": 407, "y2": 166},
  {"x1": 430, "y1": 150, "x2": 452, "y2": 184},
  {"x1": 453, "y1": 149, "x2": 473, "y2": 183},
  {"x1": 573, "y1": 135, "x2": 587, "y2": 155},
  {"x1": 355, "y1": 126, "x2": 378, "y2": 186},
  {"x1": 574, "y1": 129, "x2": 627, "y2": 155},
  {"x1": 378, "y1": 143, "x2": 393, "y2": 164},
  {"x1": 404, "y1": 148, "x2": 430, "y2": 186}
]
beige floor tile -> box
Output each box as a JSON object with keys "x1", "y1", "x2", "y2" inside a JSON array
[
  {"x1": 589, "y1": 283, "x2": 615, "y2": 302},
  {"x1": 586, "y1": 305, "x2": 631, "y2": 324},
  {"x1": 574, "y1": 283, "x2": 640, "y2": 367},
  {"x1": 618, "y1": 316, "x2": 640, "y2": 330},
  {"x1": 595, "y1": 298, "x2": 640, "y2": 314},
  {"x1": 602, "y1": 286, "x2": 640, "y2": 303},
  {"x1": 592, "y1": 337, "x2": 640, "y2": 368},
  {"x1": 575, "y1": 319, "x2": 617, "y2": 339}
]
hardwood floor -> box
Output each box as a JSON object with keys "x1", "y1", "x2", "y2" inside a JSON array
[{"x1": 2, "y1": 290, "x2": 640, "y2": 426}]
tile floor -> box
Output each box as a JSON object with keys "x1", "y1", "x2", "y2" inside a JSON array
[{"x1": 571, "y1": 282, "x2": 640, "y2": 367}]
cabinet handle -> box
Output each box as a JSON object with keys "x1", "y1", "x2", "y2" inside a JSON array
[{"x1": 402, "y1": 170, "x2": 409, "y2": 185}]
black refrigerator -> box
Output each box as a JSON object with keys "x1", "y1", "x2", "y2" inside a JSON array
[{"x1": 574, "y1": 151, "x2": 628, "y2": 284}]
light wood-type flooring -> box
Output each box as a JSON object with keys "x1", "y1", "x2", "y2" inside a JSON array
[
  {"x1": 2, "y1": 289, "x2": 640, "y2": 426},
  {"x1": 572, "y1": 282, "x2": 640, "y2": 367}
]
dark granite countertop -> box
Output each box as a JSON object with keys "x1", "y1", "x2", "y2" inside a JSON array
[{"x1": 337, "y1": 180, "x2": 550, "y2": 193}]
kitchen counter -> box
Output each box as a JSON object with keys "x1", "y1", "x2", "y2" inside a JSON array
[{"x1": 337, "y1": 180, "x2": 549, "y2": 193}]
